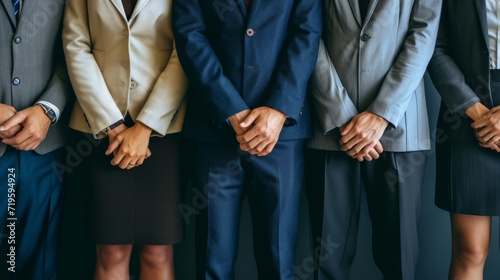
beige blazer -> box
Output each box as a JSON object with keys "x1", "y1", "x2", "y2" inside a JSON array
[{"x1": 63, "y1": 0, "x2": 188, "y2": 138}]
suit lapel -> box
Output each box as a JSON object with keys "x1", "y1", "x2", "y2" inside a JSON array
[
  {"x1": 474, "y1": 0, "x2": 489, "y2": 48},
  {"x1": 363, "y1": 0, "x2": 378, "y2": 26},
  {"x1": 1, "y1": 0, "x2": 17, "y2": 27},
  {"x1": 237, "y1": 0, "x2": 247, "y2": 20},
  {"x1": 247, "y1": 0, "x2": 262, "y2": 23},
  {"x1": 129, "y1": 0, "x2": 150, "y2": 22},
  {"x1": 348, "y1": 0, "x2": 362, "y2": 27},
  {"x1": 110, "y1": 0, "x2": 128, "y2": 22},
  {"x1": 17, "y1": 0, "x2": 41, "y2": 25}
]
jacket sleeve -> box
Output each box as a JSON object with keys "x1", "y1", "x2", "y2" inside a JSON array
[
  {"x1": 36, "y1": 28, "x2": 73, "y2": 121},
  {"x1": 309, "y1": 39, "x2": 359, "y2": 135},
  {"x1": 366, "y1": 0, "x2": 442, "y2": 127},
  {"x1": 427, "y1": 0, "x2": 481, "y2": 116},
  {"x1": 62, "y1": 0, "x2": 124, "y2": 138},
  {"x1": 136, "y1": 41, "x2": 188, "y2": 136},
  {"x1": 173, "y1": 0, "x2": 249, "y2": 126},
  {"x1": 264, "y1": 0, "x2": 322, "y2": 124}
]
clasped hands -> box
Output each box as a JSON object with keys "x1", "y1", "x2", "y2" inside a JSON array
[
  {"x1": 0, "y1": 104, "x2": 51, "y2": 151},
  {"x1": 105, "y1": 122, "x2": 153, "y2": 170},
  {"x1": 339, "y1": 111, "x2": 387, "y2": 162},
  {"x1": 470, "y1": 105, "x2": 500, "y2": 152},
  {"x1": 230, "y1": 107, "x2": 287, "y2": 157}
]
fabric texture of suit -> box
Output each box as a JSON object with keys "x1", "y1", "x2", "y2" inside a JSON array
[
  {"x1": 173, "y1": 0, "x2": 321, "y2": 279},
  {"x1": 305, "y1": 0, "x2": 442, "y2": 279},
  {"x1": 0, "y1": 0, "x2": 72, "y2": 157},
  {"x1": 428, "y1": 0, "x2": 494, "y2": 143},
  {"x1": 63, "y1": 0, "x2": 188, "y2": 138},
  {"x1": 0, "y1": 0, "x2": 71, "y2": 279},
  {"x1": 174, "y1": 0, "x2": 321, "y2": 143},
  {"x1": 307, "y1": 0, "x2": 441, "y2": 152}
]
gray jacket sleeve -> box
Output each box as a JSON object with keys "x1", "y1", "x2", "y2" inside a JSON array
[
  {"x1": 309, "y1": 39, "x2": 359, "y2": 135},
  {"x1": 366, "y1": 0, "x2": 442, "y2": 127}
]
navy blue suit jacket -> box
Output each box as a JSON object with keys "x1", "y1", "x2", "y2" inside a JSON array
[{"x1": 173, "y1": 0, "x2": 321, "y2": 143}]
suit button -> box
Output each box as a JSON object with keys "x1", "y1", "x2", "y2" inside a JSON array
[
  {"x1": 14, "y1": 36, "x2": 21, "y2": 44},
  {"x1": 246, "y1": 28, "x2": 255, "y2": 37},
  {"x1": 361, "y1": 34, "x2": 371, "y2": 41},
  {"x1": 130, "y1": 80, "x2": 138, "y2": 89},
  {"x1": 12, "y1": 78, "x2": 20, "y2": 85}
]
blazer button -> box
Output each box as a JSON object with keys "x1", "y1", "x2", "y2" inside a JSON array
[
  {"x1": 246, "y1": 28, "x2": 255, "y2": 37},
  {"x1": 130, "y1": 81, "x2": 138, "y2": 89},
  {"x1": 12, "y1": 78, "x2": 20, "y2": 85},
  {"x1": 14, "y1": 36, "x2": 21, "y2": 44},
  {"x1": 361, "y1": 34, "x2": 371, "y2": 42}
]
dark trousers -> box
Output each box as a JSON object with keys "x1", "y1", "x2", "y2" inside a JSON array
[
  {"x1": 305, "y1": 149, "x2": 426, "y2": 280},
  {"x1": 0, "y1": 147, "x2": 65, "y2": 280},
  {"x1": 192, "y1": 140, "x2": 304, "y2": 280}
]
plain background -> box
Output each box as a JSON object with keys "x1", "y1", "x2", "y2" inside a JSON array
[{"x1": 58, "y1": 75, "x2": 500, "y2": 280}]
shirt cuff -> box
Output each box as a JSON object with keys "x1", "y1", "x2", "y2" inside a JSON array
[{"x1": 35, "y1": 101, "x2": 60, "y2": 124}]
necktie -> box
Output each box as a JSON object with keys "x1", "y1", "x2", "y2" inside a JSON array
[
  {"x1": 359, "y1": 0, "x2": 370, "y2": 22},
  {"x1": 12, "y1": 0, "x2": 20, "y2": 21}
]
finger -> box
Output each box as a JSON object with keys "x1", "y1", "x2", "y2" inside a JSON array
[
  {"x1": 145, "y1": 148, "x2": 152, "y2": 159},
  {"x1": 106, "y1": 138, "x2": 122, "y2": 155},
  {"x1": 0, "y1": 113, "x2": 24, "y2": 131},
  {"x1": 126, "y1": 160, "x2": 137, "y2": 170},
  {"x1": 342, "y1": 134, "x2": 364, "y2": 151},
  {"x1": 240, "y1": 136, "x2": 264, "y2": 152},
  {"x1": 136, "y1": 156, "x2": 146, "y2": 166},
  {"x1": 237, "y1": 127, "x2": 260, "y2": 144},
  {"x1": 248, "y1": 139, "x2": 270, "y2": 155},
  {"x1": 240, "y1": 110, "x2": 260, "y2": 128},
  {"x1": 119, "y1": 156, "x2": 134, "y2": 170},
  {"x1": 478, "y1": 130, "x2": 496, "y2": 143},
  {"x1": 476, "y1": 126, "x2": 493, "y2": 139},
  {"x1": 471, "y1": 117, "x2": 490, "y2": 129},
  {"x1": 485, "y1": 134, "x2": 500, "y2": 146},
  {"x1": 374, "y1": 142, "x2": 384, "y2": 154},
  {"x1": 341, "y1": 119, "x2": 356, "y2": 136},
  {"x1": 368, "y1": 148, "x2": 380, "y2": 160},
  {"x1": 111, "y1": 150, "x2": 126, "y2": 166},
  {"x1": 2, "y1": 127, "x2": 32, "y2": 146},
  {"x1": 344, "y1": 137, "x2": 367, "y2": 155},
  {"x1": 10, "y1": 136, "x2": 34, "y2": 151},
  {"x1": 257, "y1": 141, "x2": 277, "y2": 157}
]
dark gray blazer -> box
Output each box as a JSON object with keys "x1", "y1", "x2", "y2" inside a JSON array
[
  {"x1": 307, "y1": 0, "x2": 442, "y2": 152},
  {"x1": 428, "y1": 0, "x2": 492, "y2": 143},
  {"x1": 0, "y1": 0, "x2": 72, "y2": 157}
]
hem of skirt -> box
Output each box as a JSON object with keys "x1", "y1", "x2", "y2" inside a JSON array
[
  {"x1": 87, "y1": 234, "x2": 185, "y2": 246},
  {"x1": 436, "y1": 203, "x2": 500, "y2": 217}
]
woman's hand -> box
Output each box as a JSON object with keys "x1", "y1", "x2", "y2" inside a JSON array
[
  {"x1": 106, "y1": 122, "x2": 153, "y2": 169},
  {"x1": 471, "y1": 106, "x2": 500, "y2": 151}
]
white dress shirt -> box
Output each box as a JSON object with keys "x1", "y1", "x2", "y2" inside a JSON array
[{"x1": 487, "y1": 0, "x2": 500, "y2": 69}]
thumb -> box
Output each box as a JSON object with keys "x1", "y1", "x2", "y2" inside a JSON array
[
  {"x1": 341, "y1": 119, "x2": 356, "y2": 136},
  {"x1": 0, "y1": 112, "x2": 23, "y2": 131},
  {"x1": 146, "y1": 148, "x2": 152, "y2": 159},
  {"x1": 240, "y1": 110, "x2": 259, "y2": 128}
]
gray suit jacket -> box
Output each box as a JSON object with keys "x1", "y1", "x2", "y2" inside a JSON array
[
  {"x1": 0, "y1": 0, "x2": 72, "y2": 157},
  {"x1": 307, "y1": 0, "x2": 441, "y2": 152}
]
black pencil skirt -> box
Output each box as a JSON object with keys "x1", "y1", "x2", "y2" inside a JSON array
[
  {"x1": 435, "y1": 70, "x2": 500, "y2": 216},
  {"x1": 80, "y1": 132, "x2": 184, "y2": 245}
]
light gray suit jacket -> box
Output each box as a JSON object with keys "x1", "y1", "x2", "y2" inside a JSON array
[
  {"x1": 0, "y1": 0, "x2": 72, "y2": 157},
  {"x1": 307, "y1": 0, "x2": 441, "y2": 152}
]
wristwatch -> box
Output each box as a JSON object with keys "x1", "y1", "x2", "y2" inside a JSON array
[{"x1": 38, "y1": 104, "x2": 57, "y2": 124}]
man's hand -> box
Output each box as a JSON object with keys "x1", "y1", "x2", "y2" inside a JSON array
[
  {"x1": 229, "y1": 109, "x2": 251, "y2": 135},
  {"x1": 0, "y1": 104, "x2": 22, "y2": 139},
  {"x1": 106, "y1": 122, "x2": 153, "y2": 170},
  {"x1": 340, "y1": 111, "x2": 388, "y2": 160},
  {"x1": 0, "y1": 105, "x2": 51, "y2": 151},
  {"x1": 339, "y1": 124, "x2": 383, "y2": 162},
  {"x1": 236, "y1": 106, "x2": 287, "y2": 156}
]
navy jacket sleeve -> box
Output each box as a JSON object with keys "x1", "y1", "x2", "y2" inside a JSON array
[
  {"x1": 264, "y1": 0, "x2": 322, "y2": 123},
  {"x1": 173, "y1": 0, "x2": 249, "y2": 126}
]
